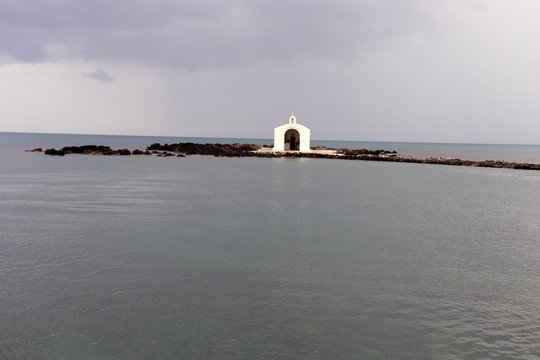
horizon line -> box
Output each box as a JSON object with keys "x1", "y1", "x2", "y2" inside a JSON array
[{"x1": 1, "y1": 130, "x2": 538, "y2": 147}]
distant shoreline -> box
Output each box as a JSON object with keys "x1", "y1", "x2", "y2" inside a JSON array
[{"x1": 27, "y1": 142, "x2": 540, "y2": 171}]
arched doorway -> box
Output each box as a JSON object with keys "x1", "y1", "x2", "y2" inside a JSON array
[{"x1": 284, "y1": 129, "x2": 300, "y2": 151}]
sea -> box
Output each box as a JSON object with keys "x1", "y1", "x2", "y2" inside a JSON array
[{"x1": 1, "y1": 132, "x2": 539, "y2": 360}]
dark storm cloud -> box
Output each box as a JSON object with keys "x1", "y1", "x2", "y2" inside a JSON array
[
  {"x1": 83, "y1": 68, "x2": 114, "y2": 82},
  {"x1": 0, "y1": 0, "x2": 430, "y2": 69}
]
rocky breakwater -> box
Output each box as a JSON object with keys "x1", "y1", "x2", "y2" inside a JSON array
[
  {"x1": 147, "y1": 142, "x2": 540, "y2": 170},
  {"x1": 347, "y1": 154, "x2": 537, "y2": 170},
  {"x1": 36, "y1": 142, "x2": 540, "y2": 170}
]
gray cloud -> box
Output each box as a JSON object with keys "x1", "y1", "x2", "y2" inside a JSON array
[
  {"x1": 0, "y1": 0, "x2": 431, "y2": 69},
  {"x1": 83, "y1": 68, "x2": 114, "y2": 82},
  {"x1": 2, "y1": 0, "x2": 540, "y2": 144}
]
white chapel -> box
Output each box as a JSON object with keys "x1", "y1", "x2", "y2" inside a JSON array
[{"x1": 273, "y1": 113, "x2": 311, "y2": 152}]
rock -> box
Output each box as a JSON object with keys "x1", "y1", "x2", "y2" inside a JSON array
[
  {"x1": 117, "y1": 149, "x2": 131, "y2": 155},
  {"x1": 61, "y1": 146, "x2": 84, "y2": 154},
  {"x1": 59, "y1": 145, "x2": 114, "y2": 154},
  {"x1": 44, "y1": 148, "x2": 65, "y2": 156},
  {"x1": 26, "y1": 148, "x2": 43, "y2": 152},
  {"x1": 132, "y1": 149, "x2": 144, "y2": 155}
]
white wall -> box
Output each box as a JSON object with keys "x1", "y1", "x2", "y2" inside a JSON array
[{"x1": 273, "y1": 124, "x2": 311, "y2": 152}]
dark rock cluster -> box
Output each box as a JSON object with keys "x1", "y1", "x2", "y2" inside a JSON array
[
  {"x1": 146, "y1": 142, "x2": 261, "y2": 156},
  {"x1": 41, "y1": 145, "x2": 135, "y2": 156}
]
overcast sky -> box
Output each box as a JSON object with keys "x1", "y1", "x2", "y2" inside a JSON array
[{"x1": 1, "y1": 0, "x2": 539, "y2": 144}]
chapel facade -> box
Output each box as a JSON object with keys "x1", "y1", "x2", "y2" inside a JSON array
[{"x1": 273, "y1": 113, "x2": 311, "y2": 152}]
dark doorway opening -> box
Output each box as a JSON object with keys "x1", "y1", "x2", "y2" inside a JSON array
[
  {"x1": 290, "y1": 135, "x2": 297, "y2": 150},
  {"x1": 284, "y1": 129, "x2": 300, "y2": 151}
]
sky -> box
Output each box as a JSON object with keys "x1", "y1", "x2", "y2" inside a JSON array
[{"x1": 1, "y1": 0, "x2": 539, "y2": 144}]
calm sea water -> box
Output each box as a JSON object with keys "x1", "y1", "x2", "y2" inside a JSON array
[{"x1": 1, "y1": 132, "x2": 540, "y2": 359}]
